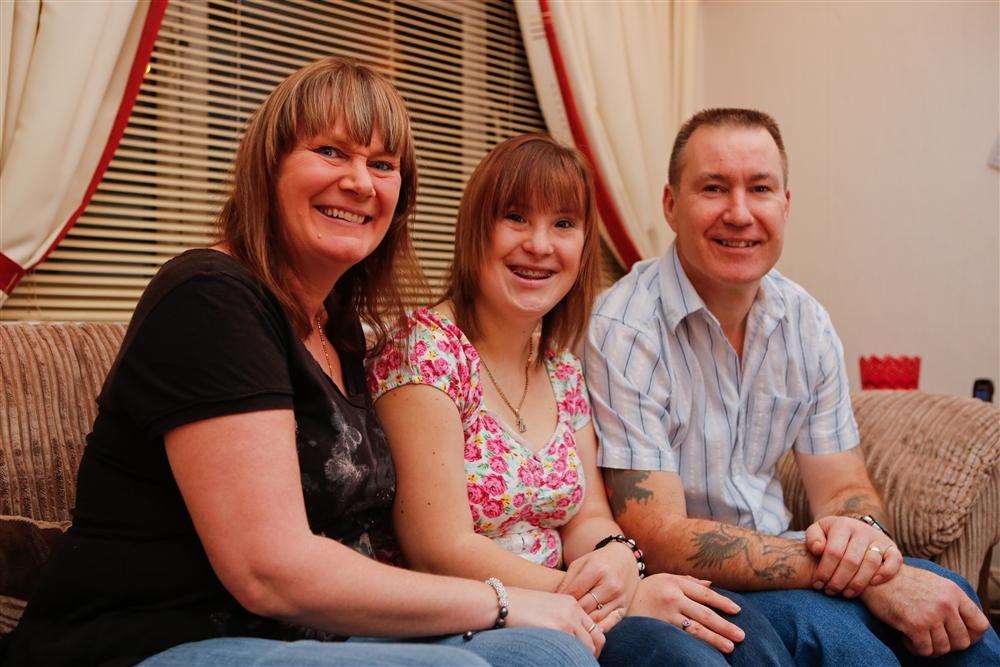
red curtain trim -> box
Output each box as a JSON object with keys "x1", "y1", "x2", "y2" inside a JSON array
[
  {"x1": 1, "y1": 0, "x2": 169, "y2": 295},
  {"x1": 538, "y1": 0, "x2": 641, "y2": 268},
  {"x1": 0, "y1": 253, "x2": 23, "y2": 295}
]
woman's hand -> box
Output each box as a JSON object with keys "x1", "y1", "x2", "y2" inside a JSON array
[
  {"x1": 626, "y1": 574, "x2": 745, "y2": 654},
  {"x1": 505, "y1": 587, "x2": 606, "y2": 657},
  {"x1": 557, "y1": 541, "x2": 641, "y2": 631}
]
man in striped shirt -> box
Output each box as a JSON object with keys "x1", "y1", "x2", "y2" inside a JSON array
[{"x1": 585, "y1": 108, "x2": 997, "y2": 663}]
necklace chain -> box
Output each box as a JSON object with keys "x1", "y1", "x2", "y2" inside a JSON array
[
  {"x1": 315, "y1": 315, "x2": 335, "y2": 380},
  {"x1": 478, "y1": 341, "x2": 533, "y2": 434}
]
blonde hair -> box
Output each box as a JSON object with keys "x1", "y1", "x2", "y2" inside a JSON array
[
  {"x1": 444, "y1": 134, "x2": 601, "y2": 356},
  {"x1": 218, "y1": 56, "x2": 423, "y2": 355}
]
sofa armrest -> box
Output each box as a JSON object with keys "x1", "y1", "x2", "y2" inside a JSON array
[
  {"x1": 0, "y1": 322, "x2": 127, "y2": 522},
  {"x1": 779, "y1": 391, "x2": 1000, "y2": 596}
]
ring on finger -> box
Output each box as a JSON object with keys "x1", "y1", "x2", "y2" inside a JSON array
[
  {"x1": 614, "y1": 608, "x2": 625, "y2": 620},
  {"x1": 586, "y1": 621, "x2": 597, "y2": 633},
  {"x1": 680, "y1": 617, "x2": 692, "y2": 630},
  {"x1": 867, "y1": 544, "x2": 884, "y2": 559},
  {"x1": 588, "y1": 591, "x2": 604, "y2": 610}
]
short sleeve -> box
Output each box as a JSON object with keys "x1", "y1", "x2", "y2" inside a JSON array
[
  {"x1": 550, "y1": 350, "x2": 591, "y2": 432},
  {"x1": 584, "y1": 314, "x2": 677, "y2": 472},
  {"x1": 367, "y1": 309, "x2": 477, "y2": 424},
  {"x1": 793, "y1": 307, "x2": 860, "y2": 455},
  {"x1": 105, "y1": 273, "x2": 294, "y2": 438}
]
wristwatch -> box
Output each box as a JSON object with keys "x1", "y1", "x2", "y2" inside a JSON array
[{"x1": 855, "y1": 514, "x2": 893, "y2": 542}]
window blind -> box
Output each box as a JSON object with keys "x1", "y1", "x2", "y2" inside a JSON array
[{"x1": 4, "y1": 0, "x2": 622, "y2": 322}]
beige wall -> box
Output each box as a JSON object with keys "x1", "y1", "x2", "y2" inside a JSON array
[{"x1": 696, "y1": 0, "x2": 999, "y2": 396}]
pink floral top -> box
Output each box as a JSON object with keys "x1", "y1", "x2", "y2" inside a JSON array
[{"x1": 368, "y1": 307, "x2": 592, "y2": 568}]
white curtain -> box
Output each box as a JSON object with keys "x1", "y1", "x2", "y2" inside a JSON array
[
  {"x1": 0, "y1": 1, "x2": 156, "y2": 305},
  {"x1": 516, "y1": 0, "x2": 698, "y2": 266}
]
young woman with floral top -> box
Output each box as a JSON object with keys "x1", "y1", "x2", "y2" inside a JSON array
[{"x1": 369, "y1": 134, "x2": 792, "y2": 666}]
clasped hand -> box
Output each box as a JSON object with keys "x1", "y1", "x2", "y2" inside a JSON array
[
  {"x1": 806, "y1": 515, "x2": 902, "y2": 597},
  {"x1": 557, "y1": 542, "x2": 640, "y2": 633},
  {"x1": 861, "y1": 564, "x2": 990, "y2": 657},
  {"x1": 557, "y1": 544, "x2": 745, "y2": 654}
]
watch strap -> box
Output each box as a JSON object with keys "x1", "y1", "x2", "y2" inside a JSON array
[{"x1": 855, "y1": 514, "x2": 893, "y2": 542}]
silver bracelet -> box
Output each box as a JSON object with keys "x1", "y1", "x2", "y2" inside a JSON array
[
  {"x1": 485, "y1": 577, "x2": 509, "y2": 616},
  {"x1": 463, "y1": 577, "x2": 509, "y2": 640}
]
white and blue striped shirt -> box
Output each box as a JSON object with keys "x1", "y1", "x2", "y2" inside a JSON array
[{"x1": 584, "y1": 244, "x2": 859, "y2": 536}]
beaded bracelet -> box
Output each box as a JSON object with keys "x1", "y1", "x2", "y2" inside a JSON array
[
  {"x1": 463, "y1": 577, "x2": 509, "y2": 640},
  {"x1": 595, "y1": 534, "x2": 646, "y2": 579}
]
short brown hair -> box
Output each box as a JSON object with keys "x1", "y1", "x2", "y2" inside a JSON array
[
  {"x1": 444, "y1": 134, "x2": 600, "y2": 356},
  {"x1": 668, "y1": 108, "x2": 788, "y2": 188},
  {"x1": 217, "y1": 56, "x2": 422, "y2": 356}
]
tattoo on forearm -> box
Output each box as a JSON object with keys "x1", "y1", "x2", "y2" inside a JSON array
[
  {"x1": 840, "y1": 495, "x2": 872, "y2": 514},
  {"x1": 603, "y1": 469, "x2": 653, "y2": 517},
  {"x1": 689, "y1": 523, "x2": 809, "y2": 582},
  {"x1": 835, "y1": 493, "x2": 890, "y2": 530}
]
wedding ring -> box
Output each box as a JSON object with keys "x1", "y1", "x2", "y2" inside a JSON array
[
  {"x1": 586, "y1": 621, "x2": 597, "y2": 633},
  {"x1": 614, "y1": 608, "x2": 625, "y2": 620},
  {"x1": 867, "y1": 544, "x2": 884, "y2": 558},
  {"x1": 681, "y1": 618, "x2": 692, "y2": 630},
  {"x1": 588, "y1": 591, "x2": 604, "y2": 610}
]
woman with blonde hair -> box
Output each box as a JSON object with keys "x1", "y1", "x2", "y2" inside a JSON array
[
  {"x1": 2, "y1": 59, "x2": 600, "y2": 667},
  {"x1": 370, "y1": 134, "x2": 793, "y2": 665}
]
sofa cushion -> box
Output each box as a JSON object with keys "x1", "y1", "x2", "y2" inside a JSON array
[
  {"x1": 779, "y1": 391, "x2": 1000, "y2": 559},
  {"x1": 0, "y1": 515, "x2": 69, "y2": 634},
  {"x1": 0, "y1": 322, "x2": 127, "y2": 522}
]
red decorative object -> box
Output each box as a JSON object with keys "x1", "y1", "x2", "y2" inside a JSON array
[{"x1": 859, "y1": 356, "x2": 921, "y2": 390}]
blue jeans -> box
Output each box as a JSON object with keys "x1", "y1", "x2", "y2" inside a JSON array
[
  {"x1": 740, "y1": 558, "x2": 1000, "y2": 666},
  {"x1": 599, "y1": 591, "x2": 793, "y2": 667},
  {"x1": 353, "y1": 591, "x2": 791, "y2": 667},
  {"x1": 139, "y1": 627, "x2": 598, "y2": 666}
]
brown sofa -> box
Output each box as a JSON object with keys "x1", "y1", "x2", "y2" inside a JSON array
[{"x1": 1, "y1": 321, "x2": 998, "y2": 637}]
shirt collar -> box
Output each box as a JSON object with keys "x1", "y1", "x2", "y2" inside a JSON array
[
  {"x1": 659, "y1": 243, "x2": 708, "y2": 332},
  {"x1": 755, "y1": 271, "x2": 789, "y2": 326},
  {"x1": 659, "y1": 242, "x2": 789, "y2": 332}
]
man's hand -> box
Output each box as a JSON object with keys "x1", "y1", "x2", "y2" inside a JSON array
[
  {"x1": 860, "y1": 564, "x2": 990, "y2": 657},
  {"x1": 805, "y1": 515, "x2": 902, "y2": 597}
]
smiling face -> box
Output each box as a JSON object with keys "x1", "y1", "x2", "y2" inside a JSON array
[
  {"x1": 664, "y1": 124, "x2": 791, "y2": 305},
  {"x1": 275, "y1": 117, "x2": 401, "y2": 282},
  {"x1": 446, "y1": 134, "x2": 600, "y2": 352},
  {"x1": 477, "y1": 207, "x2": 585, "y2": 321}
]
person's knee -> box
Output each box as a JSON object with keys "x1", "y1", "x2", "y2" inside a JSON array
[
  {"x1": 512, "y1": 628, "x2": 596, "y2": 665},
  {"x1": 714, "y1": 589, "x2": 773, "y2": 632},
  {"x1": 741, "y1": 589, "x2": 895, "y2": 664},
  {"x1": 712, "y1": 590, "x2": 794, "y2": 666},
  {"x1": 604, "y1": 617, "x2": 726, "y2": 667},
  {"x1": 465, "y1": 627, "x2": 596, "y2": 667},
  {"x1": 400, "y1": 645, "x2": 490, "y2": 667}
]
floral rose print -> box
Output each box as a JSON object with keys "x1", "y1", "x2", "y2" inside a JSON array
[{"x1": 369, "y1": 307, "x2": 592, "y2": 567}]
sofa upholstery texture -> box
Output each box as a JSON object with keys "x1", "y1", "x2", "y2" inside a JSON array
[{"x1": 1, "y1": 321, "x2": 998, "y2": 636}]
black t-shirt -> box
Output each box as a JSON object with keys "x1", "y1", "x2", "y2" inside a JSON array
[{"x1": 4, "y1": 249, "x2": 397, "y2": 666}]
